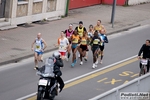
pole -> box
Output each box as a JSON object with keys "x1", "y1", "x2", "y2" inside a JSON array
[
  {"x1": 111, "y1": 0, "x2": 117, "y2": 28},
  {"x1": 65, "y1": 0, "x2": 70, "y2": 17}
]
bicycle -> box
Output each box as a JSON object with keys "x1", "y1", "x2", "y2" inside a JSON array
[{"x1": 139, "y1": 59, "x2": 148, "y2": 76}]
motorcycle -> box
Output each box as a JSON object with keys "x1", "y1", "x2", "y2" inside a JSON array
[{"x1": 36, "y1": 68, "x2": 58, "y2": 100}]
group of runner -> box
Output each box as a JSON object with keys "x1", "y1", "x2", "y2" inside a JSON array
[
  {"x1": 56, "y1": 20, "x2": 109, "y2": 68},
  {"x1": 31, "y1": 20, "x2": 108, "y2": 69}
]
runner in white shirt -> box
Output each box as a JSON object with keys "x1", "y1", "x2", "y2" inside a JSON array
[
  {"x1": 55, "y1": 31, "x2": 69, "y2": 60},
  {"x1": 31, "y1": 33, "x2": 47, "y2": 69}
]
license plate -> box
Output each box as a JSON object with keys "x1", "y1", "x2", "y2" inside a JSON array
[{"x1": 38, "y1": 79, "x2": 48, "y2": 86}]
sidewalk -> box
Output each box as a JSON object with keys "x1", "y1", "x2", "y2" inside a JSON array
[{"x1": 0, "y1": 3, "x2": 150, "y2": 66}]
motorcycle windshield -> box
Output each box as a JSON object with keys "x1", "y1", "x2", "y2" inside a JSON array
[{"x1": 43, "y1": 58, "x2": 55, "y2": 77}]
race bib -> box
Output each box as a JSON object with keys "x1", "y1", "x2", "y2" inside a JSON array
[
  {"x1": 81, "y1": 40, "x2": 87, "y2": 45},
  {"x1": 59, "y1": 45, "x2": 66, "y2": 50},
  {"x1": 93, "y1": 40, "x2": 99, "y2": 44},
  {"x1": 36, "y1": 45, "x2": 40, "y2": 49},
  {"x1": 73, "y1": 39, "x2": 78, "y2": 43}
]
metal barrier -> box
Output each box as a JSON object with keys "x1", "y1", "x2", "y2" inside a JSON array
[{"x1": 89, "y1": 73, "x2": 150, "y2": 100}]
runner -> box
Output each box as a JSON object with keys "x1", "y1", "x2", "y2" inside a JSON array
[
  {"x1": 98, "y1": 29, "x2": 108, "y2": 64},
  {"x1": 64, "y1": 24, "x2": 74, "y2": 61},
  {"x1": 79, "y1": 31, "x2": 90, "y2": 65},
  {"x1": 75, "y1": 21, "x2": 87, "y2": 58},
  {"x1": 70, "y1": 30, "x2": 80, "y2": 67},
  {"x1": 94, "y1": 20, "x2": 106, "y2": 34},
  {"x1": 88, "y1": 24, "x2": 94, "y2": 38},
  {"x1": 75, "y1": 21, "x2": 87, "y2": 38},
  {"x1": 90, "y1": 30, "x2": 101, "y2": 69},
  {"x1": 55, "y1": 31, "x2": 69, "y2": 60},
  {"x1": 31, "y1": 33, "x2": 47, "y2": 69},
  {"x1": 86, "y1": 24, "x2": 94, "y2": 59}
]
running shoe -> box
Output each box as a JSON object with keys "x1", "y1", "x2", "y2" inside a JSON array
[
  {"x1": 95, "y1": 59, "x2": 99, "y2": 65},
  {"x1": 40, "y1": 57, "x2": 44, "y2": 62},
  {"x1": 92, "y1": 63, "x2": 96, "y2": 69},
  {"x1": 80, "y1": 61, "x2": 83, "y2": 65},
  {"x1": 34, "y1": 65, "x2": 38, "y2": 70},
  {"x1": 71, "y1": 63, "x2": 74, "y2": 67}
]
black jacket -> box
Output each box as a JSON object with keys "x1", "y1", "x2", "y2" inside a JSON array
[
  {"x1": 53, "y1": 58, "x2": 64, "y2": 77},
  {"x1": 138, "y1": 44, "x2": 150, "y2": 59}
]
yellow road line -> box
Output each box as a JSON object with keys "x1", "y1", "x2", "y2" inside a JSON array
[
  {"x1": 130, "y1": 73, "x2": 139, "y2": 78},
  {"x1": 124, "y1": 80, "x2": 129, "y2": 84},
  {"x1": 27, "y1": 57, "x2": 137, "y2": 100},
  {"x1": 97, "y1": 78, "x2": 108, "y2": 83},
  {"x1": 27, "y1": 96, "x2": 36, "y2": 100},
  {"x1": 104, "y1": 79, "x2": 122, "y2": 85}
]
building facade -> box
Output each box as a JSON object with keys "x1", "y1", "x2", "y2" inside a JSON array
[
  {"x1": 0, "y1": 0, "x2": 67, "y2": 28},
  {"x1": 0, "y1": 0, "x2": 150, "y2": 28}
]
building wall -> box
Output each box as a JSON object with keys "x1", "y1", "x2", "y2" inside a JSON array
[
  {"x1": 69, "y1": 0, "x2": 150, "y2": 9},
  {"x1": 69, "y1": 0, "x2": 101, "y2": 9},
  {"x1": 69, "y1": 0, "x2": 127, "y2": 9},
  {"x1": 4, "y1": 0, "x2": 66, "y2": 26},
  {"x1": 102, "y1": 0, "x2": 126, "y2": 5}
]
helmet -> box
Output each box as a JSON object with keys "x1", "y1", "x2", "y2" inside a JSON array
[{"x1": 52, "y1": 51, "x2": 61, "y2": 59}]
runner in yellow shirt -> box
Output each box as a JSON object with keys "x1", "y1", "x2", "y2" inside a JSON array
[
  {"x1": 94, "y1": 20, "x2": 106, "y2": 34},
  {"x1": 70, "y1": 30, "x2": 80, "y2": 67},
  {"x1": 79, "y1": 31, "x2": 90, "y2": 65},
  {"x1": 75, "y1": 21, "x2": 87, "y2": 38},
  {"x1": 75, "y1": 21, "x2": 87, "y2": 58}
]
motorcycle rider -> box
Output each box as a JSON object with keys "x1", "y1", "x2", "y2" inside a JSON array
[
  {"x1": 36, "y1": 51, "x2": 65, "y2": 93},
  {"x1": 52, "y1": 51, "x2": 65, "y2": 92}
]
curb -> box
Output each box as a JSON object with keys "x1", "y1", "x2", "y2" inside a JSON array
[
  {"x1": 107, "y1": 24, "x2": 141, "y2": 35},
  {"x1": 0, "y1": 47, "x2": 58, "y2": 66},
  {"x1": 0, "y1": 24, "x2": 141, "y2": 66}
]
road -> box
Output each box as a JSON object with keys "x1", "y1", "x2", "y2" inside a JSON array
[{"x1": 0, "y1": 25, "x2": 150, "y2": 100}]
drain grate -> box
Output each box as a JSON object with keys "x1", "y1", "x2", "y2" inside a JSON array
[
  {"x1": 18, "y1": 23, "x2": 34, "y2": 28},
  {"x1": 33, "y1": 21, "x2": 49, "y2": 25}
]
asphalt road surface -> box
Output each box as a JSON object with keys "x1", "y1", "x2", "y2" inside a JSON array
[{"x1": 0, "y1": 25, "x2": 150, "y2": 100}]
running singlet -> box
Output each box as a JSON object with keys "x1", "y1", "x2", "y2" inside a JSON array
[
  {"x1": 35, "y1": 38, "x2": 43, "y2": 52},
  {"x1": 58, "y1": 37, "x2": 69, "y2": 52},
  {"x1": 99, "y1": 33, "x2": 108, "y2": 46},
  {"x1": 94, "y1": 25, "x2": 102, "y2": 31},
  {"x1": 78, "y1": 26, "x2": 84, "y2": 37},
  {"x1": 66, "y1": 30, "x2": 73, "y2": 38},
  {"x1": 80, "y1": 37, "x2": 87, "y2": 45},
  {"x1": 88, "y1": 32, "x2": 93, "y2": 38},
  {"x1": 92, "y1": 37, "x2": 100, "y2": 47},
  {"x1": 72, "y1": 35, "x2": 80, "y2": 44}
]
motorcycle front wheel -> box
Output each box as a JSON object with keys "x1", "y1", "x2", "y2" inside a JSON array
[
  {"x1": 49, "y1": 87, "x2": 58, "y2": 100},
  {"x1": 37, "y1": 91, "x2": 44, "y2": 100}
]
